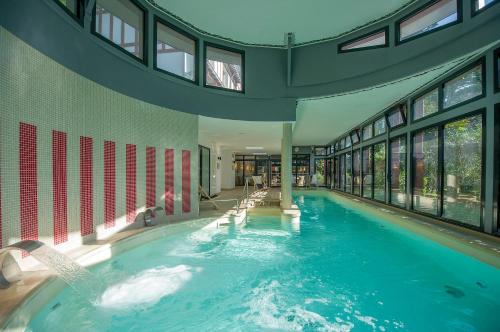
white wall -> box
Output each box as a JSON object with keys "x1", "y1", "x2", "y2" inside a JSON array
[{"x1": 221, "y1": 149, "x2": 235, "y2": 190}]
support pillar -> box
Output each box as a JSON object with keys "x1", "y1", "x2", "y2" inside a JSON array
[{"x1": 281, "y1": 123, "x2": 293, "y2": 209}]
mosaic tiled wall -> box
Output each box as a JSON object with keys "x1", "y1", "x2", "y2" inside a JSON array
[{"x1": 0, "y1": 27, "x2": 199, "y2": 251}]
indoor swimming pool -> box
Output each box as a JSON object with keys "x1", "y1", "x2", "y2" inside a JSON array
[{"x1": 27, "y1": 193, "x2": 500, "y2": 331}]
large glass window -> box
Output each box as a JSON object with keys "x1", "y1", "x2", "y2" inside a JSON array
[
  {"x1": 345, "y1": 136, "x2": 352, "y2": 148},
  {"x1": 94, "y1": 0, "x2": 145, "y2": 60},
  {"x1": 345, "y1": 153, "x2": 352, "y2": 193},
  {"x1": 390, "y1": 136, "x2": 407, "y2": 207},
  {"x1": 363, "y1": 124, "x2": 373, "y2": 141},
  {"x1": 413, "y1": 128, "x2": 439, "y2": 215},
  {"x1": 362, "y1": 147, "x2": 373, "y2": 199},
  {"x1": 339, "y1": 154, "x2": 346, "y2": 191},
  {"x1": 315, "y1": 159, "x2": 326, "y2": 186},
  {"x1": 413, "y1": 89, "x2": 439, "y2": 121},
  {"x1": 387, "y1": 107, "x2": 406, "y2": 128},
  {"x1": 205, "y1": 45, "x2": 243, "y2": 92},
  {"x1": 443, "y1": 64, "x2": 483, "y2": 109},
  {"x1": 339, "y1": 28, "x2": 387, "y2": 52},
  {"x1": 443, "y1": 115, "x2": 483, "y2": 226},
  {"x1": 314, "y1": 147, "x2": 327, "y2": 156},
  {"x1": 374, "y1": 143, "x2": 386, "y2": 201},
  {"x1": 374, "y1": 117, "x2": 386, "y2": 136},
  {"x1": 155, "y1": 20, "x2": 196, "y2": 81},
  {"x1": 398, "y1": 0, "x2": 458, "y2": 43},
  {"x1": 353, "y1": 150, "x2": 361, "y2": 196}
]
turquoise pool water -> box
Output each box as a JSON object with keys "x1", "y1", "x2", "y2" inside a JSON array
[{"x1": 28, "y1": 193, "x2": 500, "y2": 331}]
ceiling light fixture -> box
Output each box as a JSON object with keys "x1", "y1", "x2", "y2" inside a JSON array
[{"x1": 245, "y1": 146, "x2": 264, "y2": 150}]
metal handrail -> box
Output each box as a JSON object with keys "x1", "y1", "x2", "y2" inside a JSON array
[{"x1": 201, "y1": 178, "x2": 249, "y2": 214}]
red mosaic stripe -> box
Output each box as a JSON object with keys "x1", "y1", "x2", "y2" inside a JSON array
[
  {"x1": 19, "y1": 123, "x2": 39, "y2": 245},
  {"x1": 52, "y1": 131, "x2": 68, "y2": 245},
  {"x1": 146, "y1": 146, "x2": 156, "y2": 208},
  {"x1": 104, "y1": 141, "x2": 116, "y2": 229},
  {"x1": 182, "y1": 150, "x2": 190, "y2": 213},
  {"x1": 164, "y1": 148, "x2": 174, "y2": 215},
  {"x1": 80, "y1": 136, "x2": 93, "y2": 236},
  {"x1": 126, "y1": 144, "x2": 136, "y2": 223}
]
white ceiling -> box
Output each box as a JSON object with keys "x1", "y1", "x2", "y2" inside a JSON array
[{"x1": 150, "y1": 0, "x2": 416, "y2": 45}]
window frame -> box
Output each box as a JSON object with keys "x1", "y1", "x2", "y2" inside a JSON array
[
  {"x1": 395, "y1": 0, "x2": 462, "y2": 45},
  {"x1": 389, "y1": 134, "x2": 407, "y2": 208},
  {"x1": 442, "y1": 58, "x2": 486, "y2": 111},
  {"x1": 53, "y1": 0, "x2": 86, "y2": 25},
  {"x1": 350, "y1": 130, "x2": 360, "y2": 145},
  {"x1": 411, "y1": 86, "x2": 441, "y2": 123},
  {"x1": 153, "y1": 16, "x2": 199, "y2": 84},
  {"x1": 338, "y1": 27, "x2": 389, "y2": 53},
  {"x1": 203, "y1": 42, "x2": 245, "y2": 94},
  {"x1": 471, "y1": 0, "x2": 500, "y2": 16},
  {"x1": 386, "y1": 105, "x2": 407, "y2": 129},
  {"x1": 91, "y1": 0, "x2": 148, "y2": 65},
  {"x1": 494, "y1": 48, "x2": 500, "y2": 94},
  {"x1": 362, "y1": 123, "x2": 374, "y2": 141},
  {"x1": 373, "y1": 117, "x2": 387, "y2": 137},
  {"x1": 314, "y1": 146, "x2": 327, "y2": 156}
]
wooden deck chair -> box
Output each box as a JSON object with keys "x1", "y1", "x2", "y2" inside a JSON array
[{"x1": 199, "y1": 185, "x2": 219, "y2": 210}]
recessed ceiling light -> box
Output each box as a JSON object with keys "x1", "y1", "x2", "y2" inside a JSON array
[
  {"x1": 253, "y1": 152, "x2": 267, "y2": 155},
  {"x1": 246, "y1": 146, "x2": 264, "y2": 150}
]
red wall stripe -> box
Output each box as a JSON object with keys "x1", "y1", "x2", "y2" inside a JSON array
[
  {"x1": 52, "y1": 131, "x2": 68, "y2": 245},
  {"x1": 164, "y1": 149, "x2": 174, "y2": 215},
  {"x1": 80, "y1": 137, "x2": 93, "y2": 236},
  {"x1": 126, "y1": 144, "x2": 136, "y2": 223},
  {"x1": 146, "y1": 146, "x2": 156, "y2": 208},
  {"x1": 182, "y1": 150, "x2": 191, "y2": 213},
  {"x1": 104, "y1": 141, "x2": 116, "y2": 229},
  {"x1": 19, "y1": 123, "x2": 38, "y2": 244}
]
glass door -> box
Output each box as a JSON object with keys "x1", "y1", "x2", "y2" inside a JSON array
[{"x1": 270, "y1": 157, "x2": 281, "y2": 187}]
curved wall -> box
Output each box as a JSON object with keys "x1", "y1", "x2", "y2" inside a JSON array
[{"x1": 0, "y1": 0, "x2": 499, "y2": 121}]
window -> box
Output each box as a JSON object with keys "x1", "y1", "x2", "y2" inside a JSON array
[
  {"x1": 340, "y1": 138, "x2": 345, "y2": 150},
  {"x1": 353, "y1": 150, "x2": 361, "y2": 196},
  {"x1": 387, "y1": 106, "x2": 406, "y2": 128},
  {"x1": 351, "y1": 131, "x2": 360, "y2": 145},
  {"x1": 362, "y1": 147, "x2": 373, "y2": 199},
  {"x1": 363, "y1": 124, "x2": 373, "y2": 140},
  {"x1": 339, "y1": 28, "x2": 388, "y2": 52},
  {"x1": 315, "y1": 159, "x2": 326, "y2": 186},
  {"x1": 340, "y1": 154, "x2": 346, "y2": 191},
  {"x1": 496, "y1": 50, "x2": 500, "y2": 92},
  {"x1": 334, "y1": 156, "x2": 340, "y2": 189},
  {"x1": 374, "y1": 117, "x2": 386, "y2": 136},
  {"x1": 398, "y1": 0, "x2": 459, "y2": 43},
  {"x1": 390, "y1": 136, "x2": 407, "y2": 207},
  {"x1": 413, "y1": 88, "x2": 439, "y2": 121},
  {"x1": 155, "y1": 19, "x2": 196, "y2": 82},
  {"x1": 443, "y1": 115, "x2": 483, "y2": 227},
  {"x1": 413, "y1": 127, "x2": 439, "y2": 215},
  {"x1": 314, "y1": 147, "x2": 327, "y2": 156},
  {"x1": 55, "y1": 0, "x2": 84, "y2": 21},
  {"x1": 345, "y1": 136, "x2": 352, "y2": 148},
  {"x1": 374, "y1": 143, "x2": 386, "y2": 201},
  {"x1": 346, "y1": 153, "x2": 352, "y2": 193},
  {"x1": 473, "y1": 0, "x2": 499, "y2": 12},
  {"x1": 443, "y1": 64, "x2": 483, "y2": 109},
  {"x1": 205, "y1": 44, "x2": 243, "y2": 92},
  {"x1": 94, "y1": 0, "x2": 145, "y2": 60}
]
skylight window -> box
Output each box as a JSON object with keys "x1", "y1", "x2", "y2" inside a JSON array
[
  {"x1": 398, "y1": 0, "x2": 459, "y2": 43},
  {"x1": 474, "y1": 0, "x2": 498, "y2": 12},
  {"x1": 339, "y1": 28, "x2": 388, "y2": 52},
  {"x1": 155, "y1": 19, "x2": 196, "y2": 82},
  {"x1": 205, "y1": 44, "x2": 244, "y2": 92},
  {"x1": 93, "y1": 0, "x2": 145, "y2": 61}
]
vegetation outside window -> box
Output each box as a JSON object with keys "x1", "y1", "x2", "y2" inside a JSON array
[
  {"x1": 413, "y1": 127, "x2": 439, "y2": 215},
  {"x1": 205, "y1": 45, "x2": 243, "y2": 92},
  {"x1": 443, "y1": 64, "x2": 483, "y2": 109},
  {"x1": 315, "y1": 159, "x2": 326, "y2": 186},
  {"x1": 374, "y1": 117, "x2": 386, "y2": 136},
  {"x1": 353, "y1": 150, "x2": 361, "y2": 195},
  {"x1": 362, "y1": 147, "x2": 373, "y2": 199},
  {"x1": 363, "y1": 124, "x2": 373, "y2": 140},
  {"x1": 443, "y1": 115, "x2": 482, "y2": 226},
  {"x1": 155, "y1": 20, "x2": 196, "y2": 81},
  {"x1": 374, "y1": 143, "x2": 386, "y2": 201},
  {"x1": 398, "y1": 0, "x2": 458, "y2": 43},
  {"x1": 413, "y1": 89, "x2": 438, "y2": 121},
  {"x1": 314, "y1": 147, "x2": 327, "y2": 156},
  {"x1": 94, "y1": 0, "x2": 145, "y2": 60},
  {"x1": 390, "y1": 136, "x2": 406, "y2": 207},
  {"x1": 345, "y1": 153, "x2": 352, "y2": 193}
]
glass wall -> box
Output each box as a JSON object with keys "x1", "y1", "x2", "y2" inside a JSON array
[
  {"x1": 315, "y1": 159, "x2": 326, "y2": 187},
  {"x1": 339, "y1": 154, "x2": 345, "y2": 191},
  {"x1": 443, "y1": 115, "x2": 483, "y2": 226},
  {"x1": 155, "y1": 20, "x2": 196, "y2": 81},
  {"x1": 205, "y1": 45, "x2": 243, "y2": 91},
  {"x1": 345, "y1": 153, "x2": 352, "y2": 193},
  {"x1": 390, "y1": 136, "x2": 406, "y2": 207},
  {"x1": 353, "y1": 150, "x2": 361, "y2": 195},
  {"x1": 94, "y1": 0, "x2": 145, "y2": 60},
  {"x1": 374, "y1": 117, "x2": 386, "y2": 136},
  {"x1": 362, "y1": 147, "x2": 373, "y2": 199},
  {"x1": 413, "y1": 128, "x2": 439, "y2": 215},
  {"x1": 374, "y1": 143, "x2": 386, "y2": 201},
  {"x1": 443, "y1": 64, "x2": 483, "y2": 109},
  {"x1": 413, "y1": 89, "x2": 439, "y2": 121},
  {"x1": 363, "y1": 124, "x2": 373, "y2": 141}
]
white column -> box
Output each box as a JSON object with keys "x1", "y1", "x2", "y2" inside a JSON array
[{"x1": 281, "y1": 123, "x2": 293, "y2": 209}]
